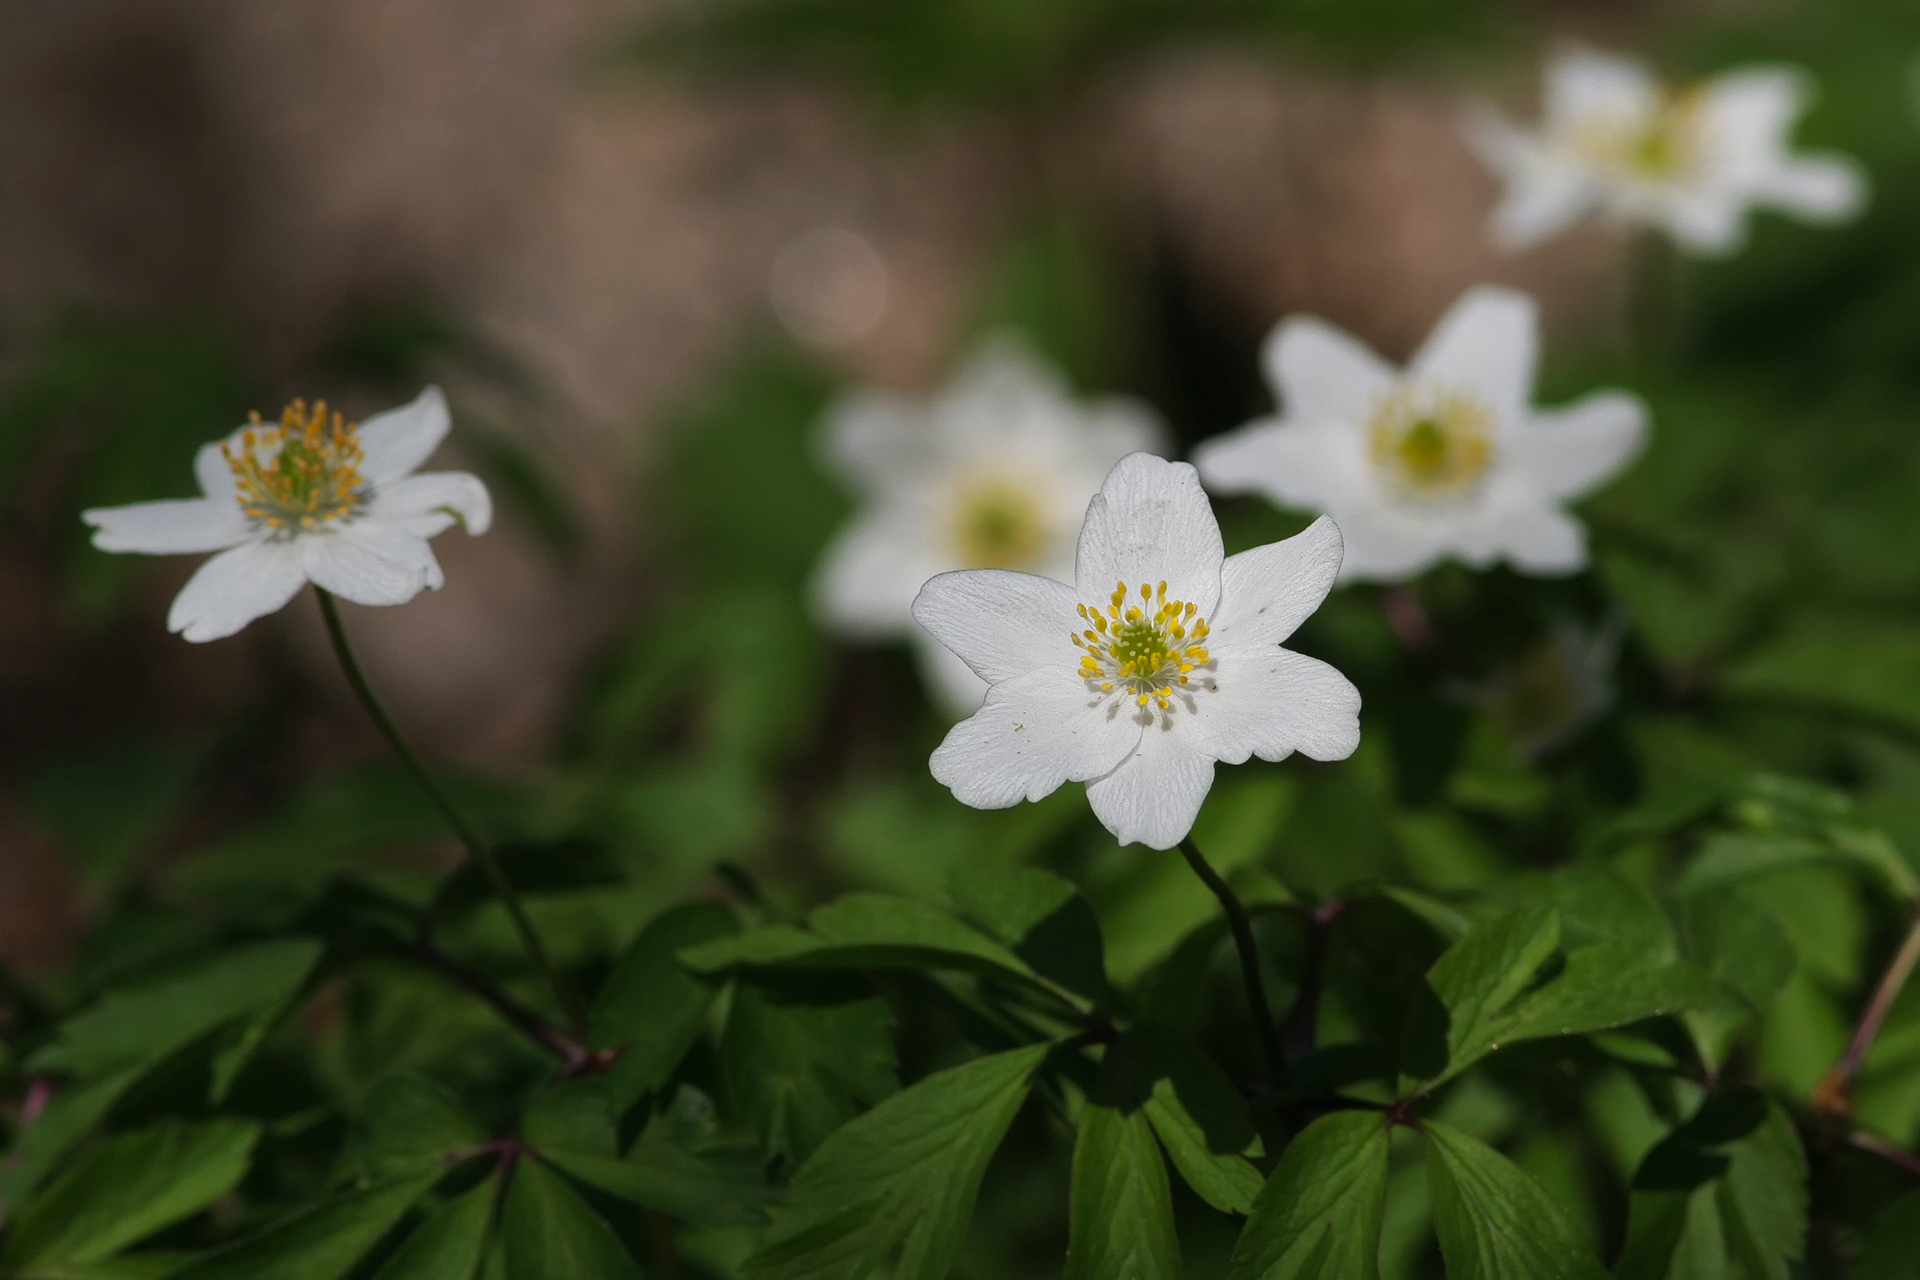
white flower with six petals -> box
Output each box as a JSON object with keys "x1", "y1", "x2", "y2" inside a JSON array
[
  {"x1": 1469, "y1": 45, "x2": 1866, "y2": 255},
  {"x1": 916, "y1": 452, "x2": 1360, "y2": 850},
  {"x1": 82, "y1": 386, "x2": 492, "y2": 642},
  {"x1": 1193, "y1": 286, "x2": 1646, "y2": 583},
  {"x1": 814, "y1": 338, "x2": 1164, "y2": 713}
]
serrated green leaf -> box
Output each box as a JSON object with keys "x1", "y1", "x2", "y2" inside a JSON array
[
  {"x1": 1403, "y1": 906, "x2": 1559, "y2": 1085},
  {"x1": 342, "y1": 1076, "x2": 490, "y2": 1182},
  {"x1": 590, "y1": 901, "x2": 736, "y2": 1107},
  {"x1": 724, "y1": 973, "x2": 896, "y2": 1166},
  {"x1": 951, "y1": 864, "x2": 1108, "y2": 1001},
  {"x1": 1495, "y1": 946, "x2": 1724, "y2": 1045},
  {"x1": 1066, "y1": 1104, "x2": 1180, "y2": 1280},
  {"x1": 370, "y1": 1175, "x2": 498, "y2": 1280},
  {"x1": 171, "y1": 1170, "x2": 442, "y2": 1280},
  {"x1": 1423, "y1": 1120, "x2": 1607, "y2": 1280},
  {"x1": 739, "y1": 1042, "x2": 1049, "y2": 1280},
  {"x1": 5, "y1": 1120, "x2": 258, "y2": 1273},
  {"x1": 1228, "y1": 1110, "x2": 1388, "y2": 1280},
  {"x1": 1142, "y1": 1080, "x2": 1264, "y2": 1217},
  {"x1": 30, "y1": 940, "x2": 322, "y2": 1101},
  {"x1": 1096, "y1": 1028, "x2": 1260, "y2": 1216},
  {"x1": 498, "y1": 1159, "x2": 641, "y2": 1280},
  {"x1": 1681, "y1": 891, "x2": 1796, "y2": 1068}
]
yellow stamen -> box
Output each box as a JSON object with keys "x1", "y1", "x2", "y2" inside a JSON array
[{"x1": 222, "y1": 400, "x2": 368, "y2": 534}]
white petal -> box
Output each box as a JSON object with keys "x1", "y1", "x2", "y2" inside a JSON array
[
  {"x1": 812, "y1": 511, "x2": 935, "y2": 638},
  {"x1": 301, "y1": 526, "x2": 440, "y2": 606},
  {"x1": 356, "y1": 386, "x2": 450, "y2": 485},
  {"x1": 818, "y1": 388, "x2": 920, "y2": 494},
  {"x1": 1487, "y1": 158, "x2": 1597, "y2": 252},
  {"x1": 914, "y1": 633, "x2": 990, "y2": 718},
  {"x1": 167, "y1": 539, "x2": 307, "y2": 642},
  {"x1": 1083, "y1": 718, "x2": 1216, "y2": 849},
  {"x1": 1515, "y1": 391, "x2": 1648, "y2": 501},
  {"x1": 1334, "y1": 511, "x2": 1450, "y2": 583},
  {"x1": 912, "y1": 569, "x2": 1079, "y2": 686},
  {"x1": 1073, "y1": 454, "x2": 1224, "y2": 616},
  {"x1": 1759, "y1": 155, "x2": 1867, "y2": 223},
  {"x1": 194, "y1": 439, "x2": 239, "y2": 503},
  {"x1": 1193, "y1": 420, "x2": 1367, "y2": 512},
  {"x1": 1545, "y1": 45, "x2": 1660, "y2": 131},
  {"x1": 1410, "y1": 287, "x2": 1539, "y2": 422},
  {"x1": 1210, "y1": 516, "x2": 1344, "y2": 652},
  {"x1": 1696, "y1": 67, "x2": 1807, "y2": 178},
  {"x1": 370, "y1": 471, "x2": 493, "y2": 538},
  {"x1": 1492, "y1": 505, "x2": 1588, "y2": 575},
  {"x1": 930, "y1": 669, "x2": 1142, "y2": 809},
  {"x1": 1661, "y1": 193, "x2": 1748, "y2": 256},
  {"x1": 82, "y1": 497, "x2": 250, "y2": 555},
  {"x1": 1262, "y1": 316, "x2": 1397, "y2": 427},
  {"x1": 1196, "y1": 647, "x2": 1361, "y2": 766}
]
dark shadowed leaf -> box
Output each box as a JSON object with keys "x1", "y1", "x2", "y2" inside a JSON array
[
  {"x1": 590, "y1": 901, "x2": 738, "y2": 1108},
  {"x1": 950, "y1": 864, "x2": 1109, "y2": 1002},
  {"x1": 723, "y1": 972, "x2": 897, "y2": 1166},
  {"x1": 340, "y1": 1075, "x2": 491, "y2": 1182},
  {"x1": 1853, "y1": 1186, "x2": 1920, "y2": 1280},
  {"x1": 4, "y1": 1119, "x2": 258, "y2": 1274},
  {"x1": 1402, "y1": 906, "x2": 1559, "y2": 1084},
  {"x1": 171, "y1": 1170, "x2": 442, "y2": 1280},
  {"x1": 1423, "y1": 1120, "x2": 1607, "y2": 1280},
  {"x1": 500, "y1": 1158, "x2": 641, "y2": 1280},
  {"x1": 370, "y1": 1174, "x2": 499, "y2": 1280},
  {"x1": 1229, "y1": 1110, "x2": 1388, "y2": 1280},
  {"x1": 1066, "y1": 1104, "x2": 1180, "y2": 1280},
  {"x1": 739, "y1": 1042, "x2": 1049, "y2": 1280}
]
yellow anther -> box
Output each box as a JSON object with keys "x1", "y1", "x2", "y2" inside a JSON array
[{"x1": 223, "y1": 399, "x2": 367, "y2": 534}]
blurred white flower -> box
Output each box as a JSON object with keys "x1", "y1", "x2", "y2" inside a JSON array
[
  {"x1": 1193, "y1": 286, "x2": 1646, "y2": 583},
  {"x1": 916, "y1": 453, "x2": 1360, "y2": 850},
  {"x1": 1469, "y1": 45, "x2": 1866, "y2": 255},
  {"x1": 813, "y1": 337, "x2": 1165, "y2": 713},
  {"x1": 1454, "y1": 615, "x2": 1625, "y2": 760},
  {"x1": 82, "y1": 386, "x2": 491, "y2": 642}
]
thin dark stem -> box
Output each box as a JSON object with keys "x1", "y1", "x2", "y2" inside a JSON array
[
  {"x1": 1815, "y1": 904, "x2": 1920, "y2": 1121},
  {"x1": 315, "y1": 588, "x2": 587, "y2": 1038},
  {"x1": 1178, "y1": 836, "x2": 1283, "y2": 1080},
  {"x1": 1281, "y1": 901, "x2": 1346, "y2": 1065},
  {"x1": 404, "y1": 938, "x2": 583, "y2": 1066},
  {"x1": 1848, "y1": 1128, "x2": 1920, "y2": 1180}
]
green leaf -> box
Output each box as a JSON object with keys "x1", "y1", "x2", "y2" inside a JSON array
[
  {"x1": 1142, "y1": 1080, "x2": 1263, "y2": 1217},
  {"x1": 1724, "y1": 626, "x2": 1920, "y2": 741},
  {"x1": 723, "y1": 973, "x2": 897, "y2": 1166},
  {"x1": 1853, "y1": 1186, "x2": 1920, "y2": 1280},
  {"x1": 1494, "y1": 946, "x2": 1725, "y2": 1046},
  {"x1": 1681, "y1": 891, "x2": 1796, "y2": 1068},
  {"x1": 431, "y1": 839, "x2": 624, "y2": 915},
  {"x1": 1229, "y1": 1110, "x2": 1388, "y2": 1280},
  {"x1": 5, "y1": 1120, "x2": 258, "y2": 1273},
  {"x1": 1403, "y1": 906, "x2": 1559, "y2": 1085},
  {"x1": 0, "y1": 1068, "x2": 143, "y2": 1217},
  {"x1": 683, "y1": 893, "x2": 1079, "y2": 1006},
  {"x1": 498, "y1": 1159, "x2": 641, "y2": 1280},
  {"x1": 950, "y1": 864, "x2": 1109, "y2": 1002},
  {"x1": 370, "y1": 1175, "x2": 499, "y2": 1280},
  {"x1": 171, "y1": 1170, "x2": 442, "y2": 1280},
  {"x1": 739, "y1": 1042, "x2": 1049, "y2": 1280},
  {"x1": 1615, "y1": 1091, "x2": 1806, "y2": 1280},
  {"x1": 341, "y1": 1075, "x2": 490, "y2": 1181},
  {"x1": 590, "y1": 901, "x2": 737, "y2": 1108},
  {"x1": 1095, "y1": 1028, "x2": 1261, "y2": 1216},
  {"x1": 1065, "y1": 1104, "x2": 1180, "y2": 1280},
  {"x1": 1422, "y1": 1120, "x2": 1607, "y2": 1280},
  {"x1": 31, "y1": 939, "x2": 322, "y2": 1101}
]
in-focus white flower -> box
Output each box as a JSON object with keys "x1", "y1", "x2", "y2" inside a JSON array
[
  {"x1": 82, "y1": 386, "x2": 491, "y2": 642},
  {"x1": 1193, "y1": 286, "x2": 1646, "y2": 583},
  {"x1": 813, "y1": 337, "x2": 1165, "y2": 713},
  {"x1": 915, "y1": 452, "x2": 1360, "y2": 850},
  {"x1": 1469, "y1": 45, "x2": 1866, "y2": 255}
]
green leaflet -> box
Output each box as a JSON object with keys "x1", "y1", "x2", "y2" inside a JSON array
[
  {"x1": 723, "y1": 973, "x2": 898, "y2": 1166},
  {"x1": 1229, "y1": 1110, "x2": 1388, "y2": 1280},
  {"x1": 1141, "y1": 1079, "x2": 1264, "y2": 1217},
  {"x1": 498, "y1": 1159, "x2": 642, "y2": 1280},
  {"x1": 29, "y1": 939, "x2": 322, "y2": 1101},
  {"x1": 370, "y1": 1175, "x2": 499, "y2": 1280},
  {"x1": 339, "y1": 1075, "x2": 490, "y2": 1182},
  {"x1": 589, "y1": 900, "x2": 737, "y2": 1108},
  {"x1": 950, "y1": 863, "x2": 1109, "y2": 1002},
  {"x1": 1066, "y1": 1104, "x2": 1181, "y2": 1280},
  {"x1": 1403, "y1": 906, "x2": 1560, "y2": 1085},
  {"x1": 4, "y1": 1119, "x2": 258, "y2": 1275},
  {"x1": 739, "y1": 1042, "x2": 1050, "y2": 1280},
  {"x1": 171, "y1": 1170, "x2": 444, "y2": 1280},
  {"x1": 1098, "y1": 1027, "x2": 1261, "y2": 1216},
  {"x1": 1422, "y1": 1121, "x2": 1608, "y2": 1280},
  {"x1": 1853, "y1": 1186, "x2": 1920, "y2": 1280}
]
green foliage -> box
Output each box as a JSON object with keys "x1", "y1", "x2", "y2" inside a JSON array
[
  {"x1": 1066, "y1": 1103, "x2": 1181, "y2": 1280},
  {"x1": 1230, "y1": 1111, "x2": 1389, "y2": 1280},
  {"x1": 1423, "y1": 1120, "x2": 1609, "y2": 1280}
]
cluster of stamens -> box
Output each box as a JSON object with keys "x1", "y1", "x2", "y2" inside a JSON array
[
  {"x1": 1576, "y1": 90, "x2": 1701, "y2": 182},
  {"x1": 952, "y1": 478, "x2": 1046, "y2": 570},
  {"x1": 222, "y1": 400, "x2": 368, "y2": 534},
  {"x1": 1367, "y1": 385, "x2": 1494, "y2": 501},
  {"x1": 1071, "y1": 580, "x2": 1211, "y2": 712}
]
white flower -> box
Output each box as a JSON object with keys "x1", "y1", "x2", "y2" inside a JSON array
[
  {"x1": 82, "y1": 386, "x2": 491, "y2": 642},
  {"x1": 915, "y1": 453, "x2": 1360, "y2": 850},
  {"x1": 813, "y1": 337, "x2": 1165, "y2": 714},
  {"x1": 1192, "y1": 286, "x2": 1646, "y2": 583},
  {"x1": 1469, "y1": 45, "x2": 1866, "y2": 254}
]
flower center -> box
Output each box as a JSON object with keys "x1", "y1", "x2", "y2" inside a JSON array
[
  {"x1": 952, "y1": 479, "x2": 1046, "y2": 570},
  {"x1": 1577, "y1": 90, "x2": 1700, "y2": 182},
  {"x1": 1071, "y1": 580, "x2": 1212, "y2": 711},
  {"x1": 1368, "y1": 386, "x2": 1494, "y2": 500},
  {"x1": 223, "y1": 399, "x2": 369, "y2": 534}
]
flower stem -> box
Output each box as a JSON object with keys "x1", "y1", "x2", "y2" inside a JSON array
[
  {"x1": 1815, "y1": 903, "x2": 1920, "y2": 1122},
  {"x1": 1177, "y1": 836, "x2": 1283, "y2": 1080},
  {"x1": 314, "y1": 587, "x2": 587, "y2": 1039}
]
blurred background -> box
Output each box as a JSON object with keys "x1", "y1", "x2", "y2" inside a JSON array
[{"x1": 13, "y1": 3, "x2": 1920, "y2": 1235}]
